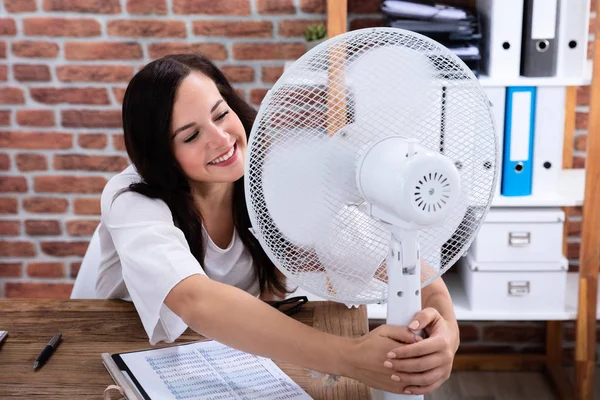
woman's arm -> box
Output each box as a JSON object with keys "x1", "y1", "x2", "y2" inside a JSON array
[
  {"x1": 164, "y1": 274, "x2": 420, "y2": 394},
  {"x1": 165, "y1": 275, "x2": 346, "y2": 374}
]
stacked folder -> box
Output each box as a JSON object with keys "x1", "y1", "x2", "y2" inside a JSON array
[
  {"x1": 475, "y1": 0, "x2": 590, "y2": 78},
  {"x1": 485, "y1": 85, "x2": 567, "y2": 198},
  {"x1": 381, "y1": 0, "x2": 483, "y2": 76}
]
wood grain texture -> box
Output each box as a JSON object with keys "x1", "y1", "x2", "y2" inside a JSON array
[
  {"x1": 575, "y1": 0, "x2": 600, "y2": 398},
  {"x1": 0, "y1": 299, "x2": 371, "y2": 399},
  {"x1": 568, "y1": 367, "x2": 600, "y2": 400},
  {"x1": 326, "y1": 41, "x2": 347, "y2": 138},
  {"x1": 326, "y1": 0, "x2": 347, "y2": 39},
  {"x1": 325, "y1": 0, "x2": 348, "y2": 140}
]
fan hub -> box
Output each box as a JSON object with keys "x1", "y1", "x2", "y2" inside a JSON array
[{"x1": 412, "y1": 171, "x2": 451, "y2": 213}]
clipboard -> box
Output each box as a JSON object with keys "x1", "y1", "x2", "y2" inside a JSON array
[
  {"x1": 101, "y1": 340, "x2": 212, "y2": 400},
  {"x1": 102, "y1": 352, "x2": 145, "y2": 400},
  {"x1": 101, "y1": 339, "x2": 312, "y2": 400}
]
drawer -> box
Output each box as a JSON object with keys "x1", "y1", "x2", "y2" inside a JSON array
[
  {"x1": 469, "y1": 208, "x2": 564, "y2": 263},
  {"x1": 458, "y1": 254, "x2": 568, "y2": 312}
]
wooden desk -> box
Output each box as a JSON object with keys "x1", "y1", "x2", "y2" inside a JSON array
[{"x1": 0, "y1": 299, "x2": 371, "y2": 399}]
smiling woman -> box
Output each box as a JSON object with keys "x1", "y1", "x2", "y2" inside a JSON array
[
  {"x1": 93, "y1": 53, "x2": 459, "y2": 396},
  {"x1": 100, "y1": 54, "x2": 279, "y2": 301}
]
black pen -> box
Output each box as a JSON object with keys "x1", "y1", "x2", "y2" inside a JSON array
[{"x1": 33, "y1": 333, "x2": 62, "y2": 370}]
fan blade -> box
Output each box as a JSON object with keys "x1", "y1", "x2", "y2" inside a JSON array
[
  {"x1": 262, "y1": 134, "x2": 333, "y2": 246},
  {"x1": 347, "y1": 43, "x2": 439, "y2": 139},
  {"x1": 314, "y1": 204, "x2": 389, "y2": 299}
]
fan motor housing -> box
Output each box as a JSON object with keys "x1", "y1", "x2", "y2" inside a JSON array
[{"x1": 356, "y1": 136, "x2": 461, "y2": 229}]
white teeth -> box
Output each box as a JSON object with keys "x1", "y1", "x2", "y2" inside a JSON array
[{"x1": 209, "y1": 145, "x2": 235, "y2": 165}]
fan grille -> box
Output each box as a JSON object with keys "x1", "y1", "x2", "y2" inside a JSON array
[{"x1": 245, "y1": 28, "x2": 498, "y2": 304}]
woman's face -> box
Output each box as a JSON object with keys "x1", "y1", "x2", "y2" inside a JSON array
[{"x1": 170, "y1": 72, "x2": 247, "y2": 187}]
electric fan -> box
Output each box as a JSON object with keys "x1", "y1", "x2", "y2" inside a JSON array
[{"x1": 245, "y1": 27, "x2": 498, "y2": 399}]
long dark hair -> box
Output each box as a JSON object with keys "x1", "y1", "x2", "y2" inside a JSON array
[{"x1": 119, "y1": 53, "x2": 287, "y2": 295}]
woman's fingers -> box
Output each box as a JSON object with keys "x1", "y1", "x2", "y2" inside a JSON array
[
  {"x1": 376, "y1": 324, "x2": 423, "y2": 346},
  {"x1": 384, "y1": 353, "x2": 442, "y2": 373},
  {"x1": 390, "y1": 367, "x2": 447, "y2": 389},
  {"x1": 402, "y1": 380, "x2": 445, "y2": 396},
  {"x1": 388, "y1": 334, "x2": 445, "y2": 359},
  {"x1": 407, "y1": 307, "x2": 441, "y2": 332}
]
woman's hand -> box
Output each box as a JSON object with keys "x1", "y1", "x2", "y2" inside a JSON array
[
  {"x1": 383, "y1": 308, "x2": 459, "y2": 395},
  {"x1": 344, "y1": 324, "x2": 423, "y2": 394}
]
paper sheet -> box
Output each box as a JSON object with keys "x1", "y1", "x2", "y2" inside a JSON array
[{"x1": 119, "y1": 341, "x2": 313, "y2": 400}]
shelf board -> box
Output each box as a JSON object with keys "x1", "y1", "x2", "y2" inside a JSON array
[
  {"x1": 365, "y1": 273, "x2": 577, "y2": 321},
  {"x1": 479, "y1": 76, "x2": 591, "y2": 87},
  {"x1": 283, "y1": 60, "x2": 592, "y2": 88},
  {"x1": 290, "y1": 271, "x2": 598, "y2": 322},
  {"x1": 492, "y1": 169, "x2": 585, "y2": 207},
  {"x1": 478, "y1": 64, "x2": 592, "y2": 87}
]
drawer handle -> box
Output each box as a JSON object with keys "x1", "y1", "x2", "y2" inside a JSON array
[
  {"x1": 508, "y1": 281, "x2": 530, "y2": 297},
  {"x1": 508, "y1": 231, "x2": 531, "y2": 247}
]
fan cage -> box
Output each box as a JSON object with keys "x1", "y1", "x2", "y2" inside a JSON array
[{"x1": 245, "y1": 28, "x2": 498, "y2": 304}]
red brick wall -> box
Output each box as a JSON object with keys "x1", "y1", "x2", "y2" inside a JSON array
[
  {"x1": 0, "y1": 0, "x2": 339, "y2": 297},
  {"x1": 0, "y1": 0, "x2": 596, "y2": 360}
]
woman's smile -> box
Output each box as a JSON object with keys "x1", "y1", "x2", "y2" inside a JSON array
[{"x1": 208, "y1": 142, "x2": 238, "y2": 166}]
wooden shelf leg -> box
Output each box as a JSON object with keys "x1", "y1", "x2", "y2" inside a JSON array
[
  {"x1": 547, "y1": 320, "x2": 564, "y2": 365},
  {"x1": 327, "y1": 0, "x2": 347, "y2": 38},
  {"x1": 545, "y1": 321, "x2": 575, "y2": 400},
  {"x1": 575, "y1": 1, "x2": 600, "y2": 398}
]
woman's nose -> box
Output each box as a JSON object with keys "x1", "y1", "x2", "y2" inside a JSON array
[{"x1": 205, "y1": 125, "x2": 230, "y2": 148}]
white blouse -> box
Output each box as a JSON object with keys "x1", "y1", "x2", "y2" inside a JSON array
[{"x1": 96, "y1": 165, "x2": 259, "y2": 345}]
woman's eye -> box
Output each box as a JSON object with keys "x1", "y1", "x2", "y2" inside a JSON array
[
  {"x1": 184, "y1": 131, "x2": 199, "y2": 143},
  {"x1": 216, "y1": 110, "x2": 229, "y2": 121}
]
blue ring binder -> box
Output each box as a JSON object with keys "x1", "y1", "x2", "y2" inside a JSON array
[{"x1": 501, "y1": 86, "x2": 536, "y2": 196}]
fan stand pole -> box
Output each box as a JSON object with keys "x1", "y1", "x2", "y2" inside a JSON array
[{"x1": 372, "y1": 228, "x2": 423, "y2": 400}]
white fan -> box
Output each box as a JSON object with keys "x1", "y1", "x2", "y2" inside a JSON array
[{"x1": 245, "y1": 27, "x2": 498, "y2": 399}]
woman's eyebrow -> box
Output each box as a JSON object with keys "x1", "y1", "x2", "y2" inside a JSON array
[
  {"x1": 211, "y1": 99, "x2": 224, "y2": 113},
  {"x1": 172, "y1": 122, "x2": 196, "y2": 138}
]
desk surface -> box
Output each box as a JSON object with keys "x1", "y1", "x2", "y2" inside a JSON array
[{"x1": 0, "y1": 299, "x2": 371, "y2": 399}]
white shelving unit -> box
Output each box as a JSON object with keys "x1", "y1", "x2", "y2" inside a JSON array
[
  {"x1": 492, "y1": 168, "x2": 586, "y2": 207},
  {"x1": 293, "y1": 272, "x2": 600, "y2": 321},
  {"x1": 478, "y1": 60, "x2": 593, "y2": 87},
  {"x1": 367, "y1": 272, "x2": 596, "y2": 321}
]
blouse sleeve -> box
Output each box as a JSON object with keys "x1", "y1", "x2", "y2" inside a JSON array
[{"x1": 100, "y1": 169, "x2": 206, "y2": 344}]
